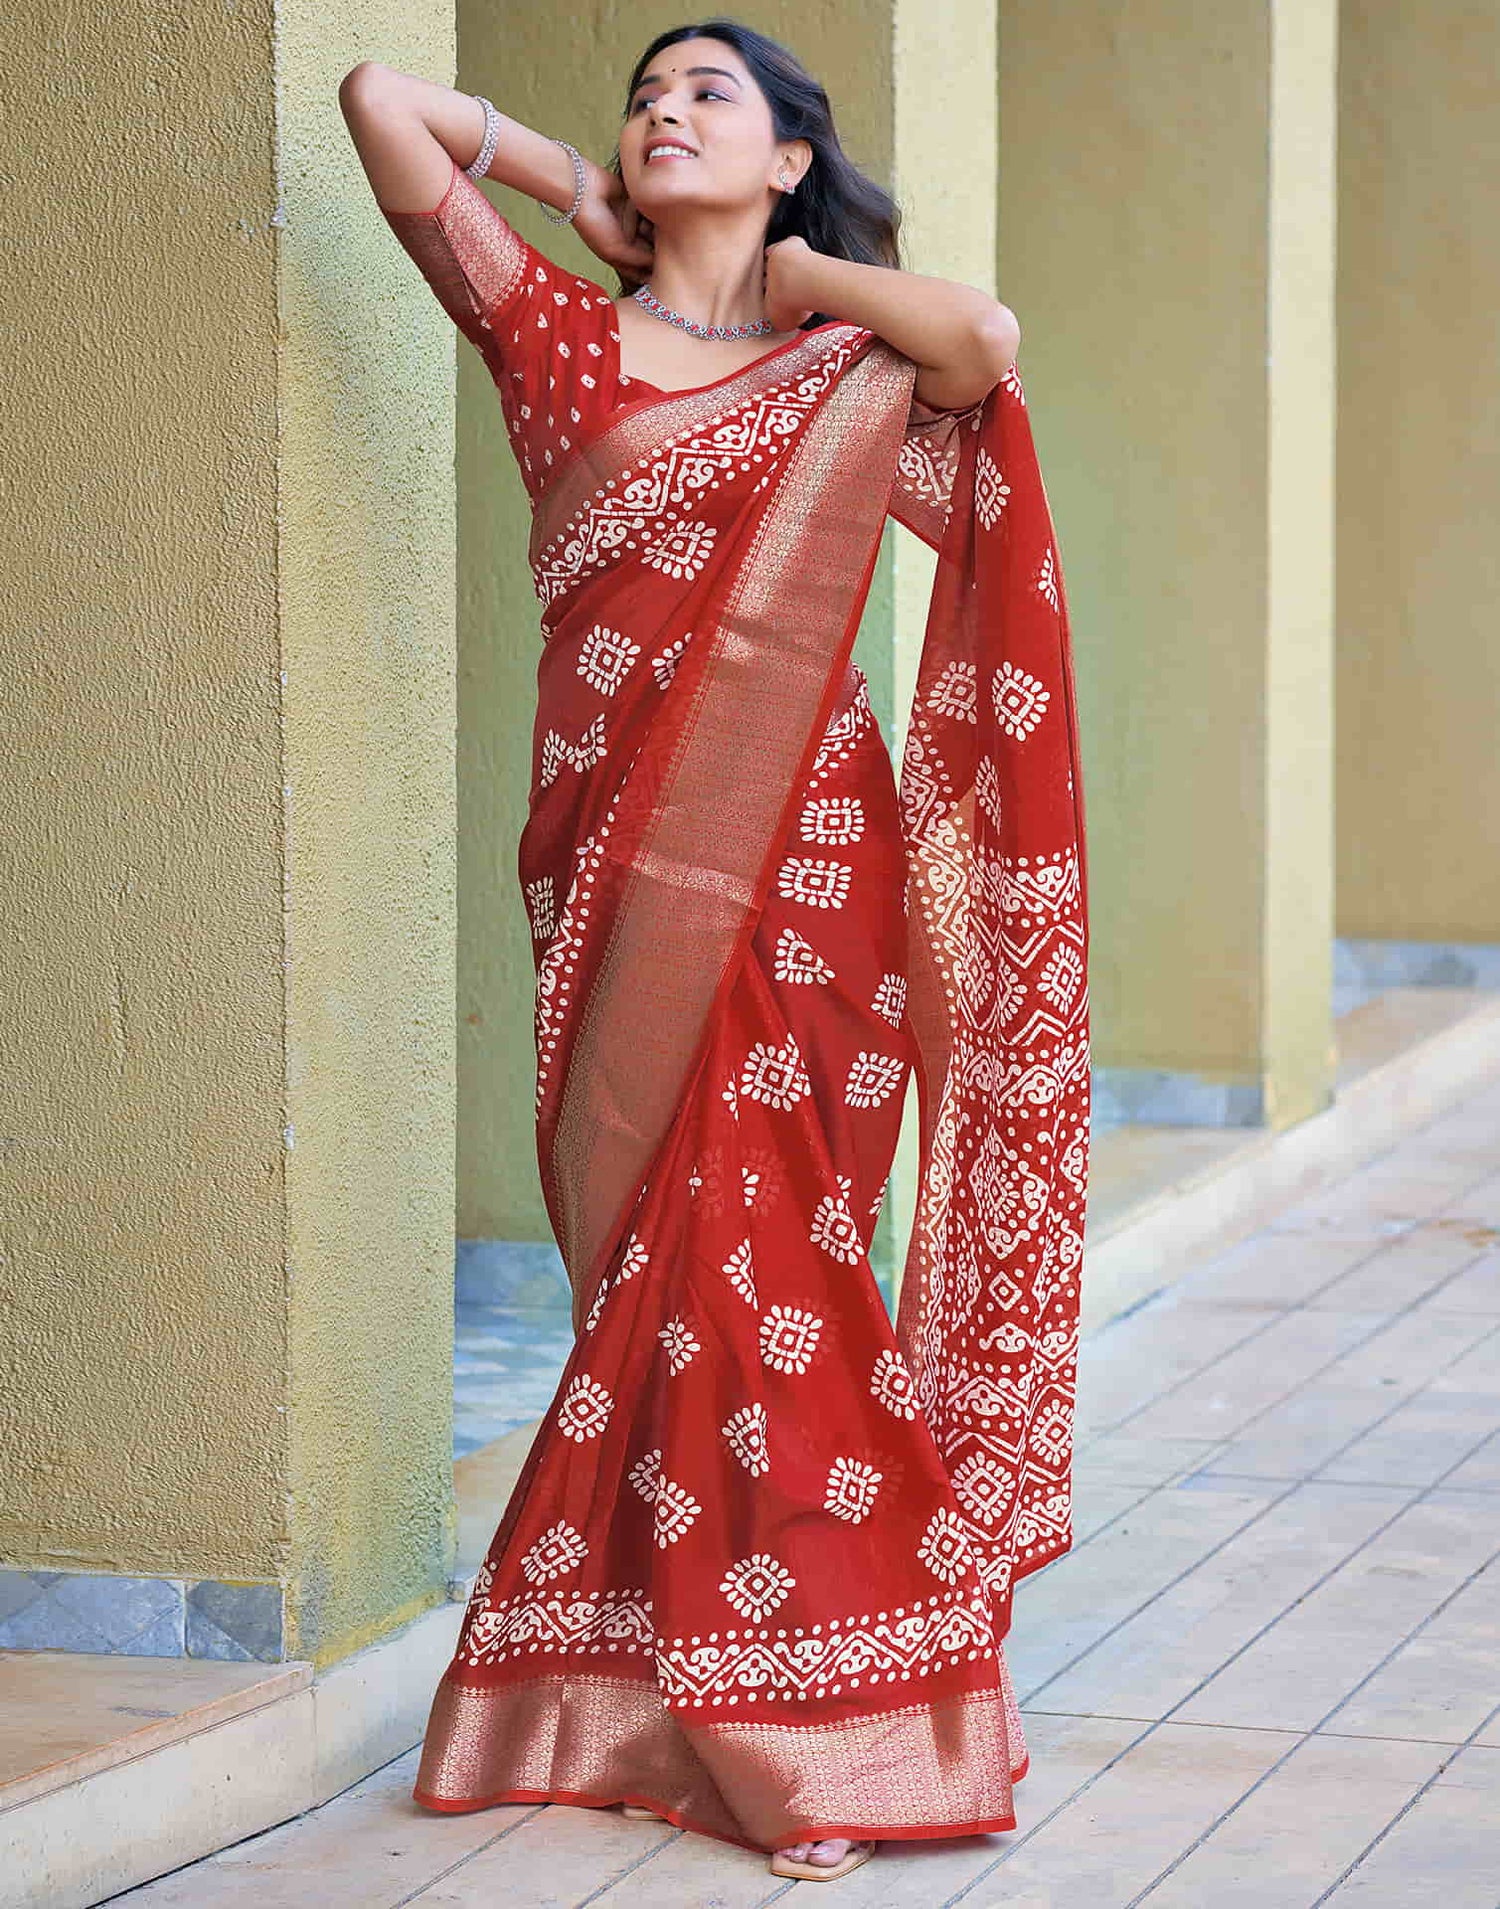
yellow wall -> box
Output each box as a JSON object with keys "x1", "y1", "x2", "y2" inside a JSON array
[
  {"x1": 1337, "y1": 1, "x2": 1500, "y2": 944},
  {"x1": 2, "y1": 0, "x2": 459, "y2": 1664},
  {"x1": 996, "y1": 0, "x2": 1335, "y2": 1123}
]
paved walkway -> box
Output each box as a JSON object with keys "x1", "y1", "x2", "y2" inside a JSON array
[{"x1": 113, "y1": 1078, "x2": 1500, "y2": 1906}]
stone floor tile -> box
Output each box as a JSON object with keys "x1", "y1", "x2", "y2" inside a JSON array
[
  {"x1": 1321, "y1": 1389, "x2": 1500, "y2": 1488},
  {"x1": 1319, "y1": 1559, "x2": 1500, "y2": 1744},
  {"x1": 1121, "y1": 1307, "x2": 1388, "y2": 1444},
  {"x1": 1073, "y1": 1297, "x2": 1276, "y2": 1438},
  {"x1": 1072, "y1": 1432, "x2": 1231, "y2": 1489},
  {"x1": 1172, "y1": 1230, "x2": 1378, "y2": 1310},
  {"x1": 1306, "y1": 1224, "x2": 1493, "y2": 1315},
  {"x1": 1004, "y1": 1480, "x2": 1278, "y2": 1702},
  {"x1": 109, "y1": 1751, "x2": 536, "y2": 1904},
  {"x1": 956, "y1": 1722, "x2": 1298, "y2": 1908},
  {"x1": 1321, "y1": 1745, "x2": 1500, "y2": 1906},
  {"x1": 583, "y1": 1827, "x2": 786, "y2": 1907},
  {"x1": 406, "y1": 1803, "x2": 676, "y2": 1905},
  {"x1": 1430, "y1": 1249, "x2": 1500, "y2": 1314},
  {"x1": 1173, "y1": 1496, "x2": 1499, "y2": 1733},
  {"x1": 1442, "y1": 1428, "x2": 1500, "y2": 1491},
  {"x1": 1138, "y1": 1732, "x2": 1450, "y2": 1909},
  {"x1": 1025, "y1": 1482, "x2": 1410, "y2": 1723}
]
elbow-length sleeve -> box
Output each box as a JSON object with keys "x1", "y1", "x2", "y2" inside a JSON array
[{"x1": 378, "y1": 155, "x2": 539, "y2": 354}]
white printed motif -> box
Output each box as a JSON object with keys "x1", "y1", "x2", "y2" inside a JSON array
[
  {"x1": 651, "y1": 633, "x2": 690, "y2": 688},
  {"x1": 576, "y1": 624, "x2": 640, "y2": 695},
  {"x1": 927, "y1": 661, "x2": 978, "y2": 724},
  {"x1": 800, "y1": 796, "x2": 865, "y2": 845},
  {"x1": 721, "y1": 1402, "x2": 770, "y2": 1478},
  {"x1": 719, "y1": 1552, "x2": 796, "y2": 1620},
  {"x1": 739, "y1": 1037, "x2": 812, "y2": 1110},
  {"x1": 627, "y1": 1448, "x2": 663, "y2": 1503},
  {"x1": 1040, "y1": 943, "x2": 1086, "y2": 1011},
  {"x1": 810, "y1": 1179, "x2": 863, "y2": 1265},
  {"x1": 722, "y1": 1239, "x2": 758, "y2": 1307},
  {"x1": 619, "y1": 1235, "x2": 650, "y2": 1281},
  {"x1": 1037, "y1": 546, "x2": 1061, "y2": 611},
  {"x1": 844, "y1": 1050, "x2": 907, "y2": 1110},
  {"x1": 772, "y1": 927, "x2": 834, "y2": 987},
  {"x1": 917, "y1": 1508, "x2": 973, "y2": 1585},
  {"x1": 991, "y1": 662, "x2": 1051, "y2": 741},
  {"x1": 872, "y1": 973, "x2": 908, "y2": 1027},
  {"x1": 824, "y1": 1457, "x2": 883, "y2": 1524},
  {"x1": 642, "y1": 516, "x2": 717, "y2": 582},
  {"x1": 777, "y1": 857, "x2": 853, "y2": 910},
  {"x1": 951, "y1": 1452, "x2": 1011, "y2": 1525},
  {"x1": 658, "y1": 1318, "x2": 701, "y2": 1376},
  {"x1": 521, "y1": 1520, "x2": 589, "y2": 1584},
  {"x1": 557, "y1": 1375, "x2": 614, "y2": 1442},
  {"x1": 460, "y1": 1587, "x2": 652, "y2": 1671},
  {"x1": 653, "y1": 1478, "x2": 703, "y2": 1548},
  {"x1": 540, "y1": 714, "x2": 607, "y2": 788},
  {"x1": 870, "y1": 1348, "x2": 919, "y2": 1420},
  {"x1": 523, "y1": 875, "x2": 555, "y2": 943},
  {"x1": 975, "y1": 448, "x2": 1011, "y2": 530},
  {"x1": 759, "y1": 1305, "x2": 824, "y2": 1376}
]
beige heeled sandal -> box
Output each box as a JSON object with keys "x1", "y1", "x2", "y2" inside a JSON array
[
  {"x1": 768, "y1": 1839, "x2": 876, "y2": 1882},
  {"x1": 621, "y1": 1804, "x2": 664, "y2": 1820}
]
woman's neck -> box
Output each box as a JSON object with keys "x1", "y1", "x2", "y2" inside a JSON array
[{"x1": 637, "y1": 214, "x2": 770, "y2": 329}]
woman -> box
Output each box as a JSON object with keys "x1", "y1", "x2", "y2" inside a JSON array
[{"x1": 340, "y1": 18, "x2": 1089, "y2": 1885}]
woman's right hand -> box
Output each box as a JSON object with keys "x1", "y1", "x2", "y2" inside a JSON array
[{"x1": 572, "y1": 163, "x2": 656, "y2": 276}]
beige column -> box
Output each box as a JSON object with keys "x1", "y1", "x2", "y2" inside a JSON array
[
  {"x1": 996, "y1": 0, "x2": 1338, "y2": 1130},
  {"x1": 0, "y1": 0, "x2": 457, "y2": 1664},
  {"x1": 1337, "y1": 2, "x2": 1500, "y2": 960}
]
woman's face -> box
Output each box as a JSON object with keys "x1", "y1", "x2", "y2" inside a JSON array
[{"x1": 618, "y1": 37, "x2": 797, "y2": 218}]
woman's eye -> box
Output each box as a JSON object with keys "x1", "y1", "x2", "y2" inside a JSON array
[{"x1": 630, "y1": 88, "x2": 728, "y2": 112}]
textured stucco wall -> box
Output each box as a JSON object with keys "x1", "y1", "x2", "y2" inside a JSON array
[
  {"x1": 996, "y1": 0, "x2": 1335, "y2": 1123},
  {"x1": 456, "y1": 4, "x2": 899, "y2": 1244},
  {"x1": 1337, "y1": 1, "x2": 1500, "y2": 944},
  {"x1": 2, "y1": 0, "x2": 459, "y2": 1664}
]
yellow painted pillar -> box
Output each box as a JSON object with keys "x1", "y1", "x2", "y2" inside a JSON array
[
  {"x1": 997, "y1": 0, "x2": 1338, "y2": 1130},
  {"x1": 0, "y1": 0, "x2": 457, "y2": 1665},
  {"x1": 1337, "y1": 2, "x2": 1500, "y2": 962}
]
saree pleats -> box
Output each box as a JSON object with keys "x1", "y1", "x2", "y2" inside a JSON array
[{"x1": 382, "y1": 159, "x2": 1087, "y2": 1851}]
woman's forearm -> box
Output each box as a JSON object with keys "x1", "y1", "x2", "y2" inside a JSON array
[
  {"x1": 339, "y1": 63, "x2": 611, "y2": 216},
  {"x1": 789, "y1": 246, "x2": 1019, "y2": 404}
]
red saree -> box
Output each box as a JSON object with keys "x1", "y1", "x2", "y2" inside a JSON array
[{"x1": 381, "y1": 157, "x2": 1089, "y2": 1853}]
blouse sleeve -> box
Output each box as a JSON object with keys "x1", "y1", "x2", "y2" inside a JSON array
[{"x1": 378, "y1": 157, "x2": 544, "y2": 355}]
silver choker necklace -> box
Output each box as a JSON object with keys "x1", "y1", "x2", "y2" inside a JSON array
[{"x1": 632, "y1": 282, "x2": 775, "y2": 342}]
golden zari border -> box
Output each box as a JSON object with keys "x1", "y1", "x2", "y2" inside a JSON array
[{"x1": 414, "y1": 1671, "x2": 1024, "y2": 1850}]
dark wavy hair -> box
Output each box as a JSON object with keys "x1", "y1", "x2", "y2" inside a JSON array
[{"x1": 609, "y1": 18, "x2": 903, "y2": 328}]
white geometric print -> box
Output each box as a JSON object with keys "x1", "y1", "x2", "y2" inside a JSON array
[
  {"x1": 658, "y1": 1318, "x2": 701, "y2": 1376},
  {"x1": 975, "y1": 755, "x2": 1003, "y2": 830},
  {"x1": 627, "y1": 1448, "x2": 663, "y2": 1503},
  {"x1": 800, "y1": 796, "x2": 865, "y2": 845},
  {"x1": 772, "y1": 927, "x2": 835, "y2": 987},
  {"x1": 576, "y1": 624, "x2": 640, "y2": 695},
  {"x1": 722, "y1": 1239, "x2": 758, "y2": 1307},
  {"x1": 844, "y1": 1050, "x2": 907, "y2": 1110},
  {"x1": 523, "y1": 875, "x2": 555, "y2": 943},
  {"x1": 871, "y1": 973, "x2": 908, "y2": 1027},
  {"x1": 619, "y1": 1235, "x2": 650, "y2": 1282},
  {"x1": 520, "y1": 1519, "x2": 588, "y2": 1584},
  {"x1": 739, "y1": 1036, "x2": 812, "y2": 1110},
  {"x1": 653, "y1": 1477, "x2": 703, "y2": 1548},
  {"x1": 1039, "y1": 942, "x2": 1085, "y2": 1011},
  {"x1": 642, "y1": 516, "x2": 717, "y2": 582},
  {"x1": 651, "y1": 632, "x2": 690, "y2": 688},
  {"x1": 719, "y1": 1552, "x2": 796, "y2": 1620},
  {"x1": 540, "y1": 714, "x2": 607, "y2": 788},
  {"x1": 951, "y1": 1452, "x2": 1011, "y2": 1525},
  {"x1": 557, "y1": 1374, "x2": 615, "y2": 1442},
  {"x1": 991, "y1": 662, "x2": 1050, "y2": 741},
  {"x1": 741, "y1": 1167, "x2": 761, "y2": 1210},
  {"x1": 721, "y1": 1402, "x2": 770, "y2": 1478},
  {"x1": 917, "y1": 1508, "x2": 973, "y2": 1585},
  {"x1": 927, "y1": 660, "x2": 977, "y2": 724},
  {"x1": 870, "y1": 1348, "x2": 919, "y2": 1420},
  {"x1": 810, "y1": 1178, "x2": 863, "y2": 1265},
  {"x1": 975, "y1": 448, "x2": 1011, "y2": 530},
  {"x1": 1037, "y1": 546, "x2": 1060, "y2": 610},
  {"x1": 759, "y1": 1305, "x2": 824, "y2": 1375},
  {"x1": 824, "y1": 1457, "x2": 883, "y2": 1524},
  {"x1": 777, "y1": 857, "x2": 853, "y2": 910}
]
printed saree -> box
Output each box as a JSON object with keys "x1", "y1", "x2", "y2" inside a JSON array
[{"x1": 381, "y1": 157, "x2": 1089, "y2": 1853}]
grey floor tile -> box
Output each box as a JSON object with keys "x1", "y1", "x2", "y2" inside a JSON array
[
  {"x1": 406, "y1": 1803, "x2": 675, "y2": 1905},
  {"x1": 1320, "y1": 1560, "x2": 1500, "y2": 1744},
  {"x1": 1321, "y1": 1745, "x2": 1500, "y2": 1906}
]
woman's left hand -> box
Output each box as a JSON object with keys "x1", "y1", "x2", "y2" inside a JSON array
[{"x1": 763, "y1": 235, "x2": 817, "y2": 332}]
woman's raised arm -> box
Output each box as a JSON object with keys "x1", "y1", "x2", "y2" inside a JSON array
[{"x1": 337, "y1": 64, "x2": 654, "y2": 276}]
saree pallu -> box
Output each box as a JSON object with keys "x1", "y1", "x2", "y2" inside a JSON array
[{"x1": 382, "y1": 167, "x2": 1089, "y2": 1852}]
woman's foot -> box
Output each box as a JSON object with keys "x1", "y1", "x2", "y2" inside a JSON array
[{"x1": 768, "y1": 1837, "x2": 875, "y2": 1881}]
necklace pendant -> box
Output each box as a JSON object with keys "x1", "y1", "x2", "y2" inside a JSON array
[{"x1": 632, "y1": 283, "x2": 776, "y2": 342}]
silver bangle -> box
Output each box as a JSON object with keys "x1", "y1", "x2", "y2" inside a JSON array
[
  {"x1": 465, "y1": 95, "x2": 501, "y2": 181},
  {"x1": 536, "y1": 139, "x2": 587, "y2": 225}
]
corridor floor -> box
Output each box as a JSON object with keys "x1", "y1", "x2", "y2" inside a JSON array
[{"x1": 113, "y1": 1077, "x2": 1500, "y2": 1906}]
